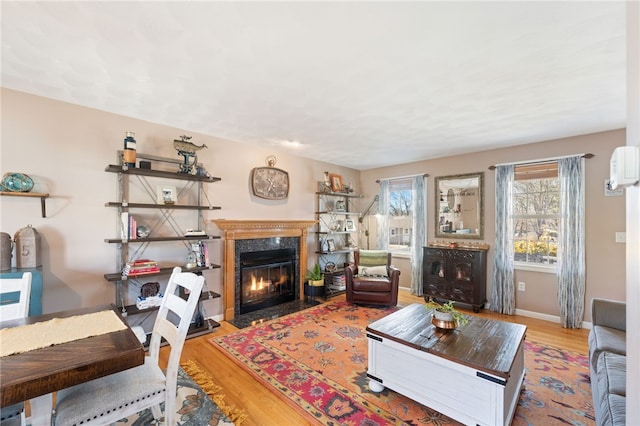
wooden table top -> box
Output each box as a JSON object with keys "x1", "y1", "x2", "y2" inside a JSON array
[
  {"x1": 0, "y1": 304, "x2": 144, "y2": 407},
  {"x1": 366, "y1": 303, "x2": 526, "y2": 379}
]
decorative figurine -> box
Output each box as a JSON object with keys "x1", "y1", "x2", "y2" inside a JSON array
[
  {"x1": 173, "y1": 135, "x2": 208, "y2": 174},
  {"x1": 123, "y1": 131, "x2": 137, "y2": 168}
]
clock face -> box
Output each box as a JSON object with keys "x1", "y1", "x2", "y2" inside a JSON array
[{"x1": 251, "y1": 167, "x2": 289, "y2": 200}]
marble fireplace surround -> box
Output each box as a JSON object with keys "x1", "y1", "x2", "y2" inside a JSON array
[{"x1": 213, "y1": 219, "x2": 316, "y2": 320}]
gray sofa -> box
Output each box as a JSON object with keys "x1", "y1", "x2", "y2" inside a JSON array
[{"x1": 588, "y1": 298, "x2": 626, "y2": 425}]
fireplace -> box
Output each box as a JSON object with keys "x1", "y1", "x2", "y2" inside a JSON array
[
  {"x1": 239, "y1": 248, "x2": 296, "y2": 314},
  {"x1": 213, "y1": 219, "x2": 316, "y2": 320}
]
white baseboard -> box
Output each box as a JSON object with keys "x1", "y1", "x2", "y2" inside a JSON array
[
  {"x1": 208, "y1": 314, "x2": 224, "y2": 322},
  {"x1": 513, "y1": 308, "x2": 592, "y2": 330},
  {"x1": 401, "y1": 287, "x2": 592, "y2": 330},
  {"x1": 514, "y1": 308, "x2": 560, "y2": 324}
]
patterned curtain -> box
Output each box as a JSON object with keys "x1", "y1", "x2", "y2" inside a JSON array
[
  {"x1": 410, "y1": 175, "x2": 426, "y2": 295},
  {"x1": 491, "y1": 165, "x2": 515, "y2": 314},
  {"x1": 557, "y1": 156, "x2": 585, "y2": 328},
  {"x1": 376, "y1": 180, "x2": 389, "y2": 250}
]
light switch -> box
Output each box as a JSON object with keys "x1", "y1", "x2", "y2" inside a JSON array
[{"x1": 615, "y1": 232, "x2": 626, "y2": 243}]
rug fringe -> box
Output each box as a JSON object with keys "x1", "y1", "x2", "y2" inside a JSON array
[{"x1": 181, "y1": 360, "x2": 249, "y2": 425}]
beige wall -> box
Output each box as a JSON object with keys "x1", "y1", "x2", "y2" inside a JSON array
[
  {"x1": 625, "y1": 1, "x2": 640, "y2": 423},
  {"x1": 1, "y1": 88, "x2": 627, "y2": 326},
  {"x1": 0, "y1": 88, "x2": 359, "y2": 316},
  {"x1": 360, "y1": 129, "x2": 627, "y2": 323}
]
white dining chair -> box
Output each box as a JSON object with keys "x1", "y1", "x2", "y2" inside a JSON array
[
  {"x1": 0, "y1": 272, "x2": 32, "y2": 321},
  {"x1": 0, "y1": 272, "x2": 32, "y2": 426},
  {"x1": 53, "y1": 267, "x2": 205, "y2": 426},
  {"x1": 0, "y1": 403, "x2": 26, "y2": 426}
]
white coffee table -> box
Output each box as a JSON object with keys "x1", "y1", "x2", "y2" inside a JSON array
[{"x1": 366, "y1": 303, "x2": 526, "y2": 426}]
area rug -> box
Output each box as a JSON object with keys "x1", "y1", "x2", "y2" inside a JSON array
[
  {"x1": 210, "y1": 301, "x2": 594, "y2": 425},
  {"x1": 117, "y1": 360, "x2": 247, "y2": 425}
]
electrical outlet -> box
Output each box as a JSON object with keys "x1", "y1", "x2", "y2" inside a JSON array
[{"x1": 518, "y1": 281, "x2": 525, "y2": 292}]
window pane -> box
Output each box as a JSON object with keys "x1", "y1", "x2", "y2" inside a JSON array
[
  {"x1": 511, "y1": 169, "x2": 559, "y2": 265},
  {"x1": 514, "y1": 218, "x2": 558, "y2": 264},
  {"x1": 388, "y1": 179, "x2": 413, "y2": 253}
]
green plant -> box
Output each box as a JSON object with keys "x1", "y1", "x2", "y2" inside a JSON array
[
  {"x1": 305, "y1": 263, "x2": 324, "y2": 281},
  {"x1": 425, "y1": 298, "x2": 469, "y2": 327}
]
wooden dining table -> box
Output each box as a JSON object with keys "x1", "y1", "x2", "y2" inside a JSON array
[{"x1": 0, "y1": 304, "x2": 144, "y2": 423}]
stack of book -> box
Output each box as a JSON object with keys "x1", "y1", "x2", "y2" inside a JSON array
[
  {"x1": 329, "y1": 274, "x2": 346, "y2": 291},
  {"x1": 123, "y1": 259, "x2": 160, "y2": 276}
]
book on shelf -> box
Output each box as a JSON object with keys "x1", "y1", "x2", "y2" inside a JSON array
[
  {"x1": 201, "y1": 241, "x2": 210, "y2": 267},
  {"x1": 189, "y1": 241, "x2": 210, "y2": 267},
  {"x1": 129, "y1": 215, "x2": 137, "y2": 240},
  {"x1": 120, "y1": 212, "x2": 129, "y2": 239},
  {"x1": 119, "y1": 212, "x2": 139, "y2": 240}
]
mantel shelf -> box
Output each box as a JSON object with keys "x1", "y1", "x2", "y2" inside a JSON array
[{"x1": 0, "y1": 191, "x2": 50, "y2": 217}]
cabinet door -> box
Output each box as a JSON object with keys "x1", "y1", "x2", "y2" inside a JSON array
[
  {"x1": 423, "y1": 249, "x2": 447, "y2": 298},
  {"x1": 451, "y1": 259, "x2": 473, "y2": 282}
]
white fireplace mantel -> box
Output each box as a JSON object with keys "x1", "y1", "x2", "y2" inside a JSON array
[{"x1": 212, "y1": 219, "x2": 316, "y2": 320}]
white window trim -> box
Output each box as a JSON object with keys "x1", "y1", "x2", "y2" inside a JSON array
[
  {"x1": 514, "y1": 261, "x2": 556, "y2": 274},
  {"x1": 391, "y1": 252, "x2": 411, "y2": 259}
]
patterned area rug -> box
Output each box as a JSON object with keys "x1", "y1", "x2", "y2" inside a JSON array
[
  {"x1": 117, "y1": 361, "x2": 247, "y2": 425},
  {"x1": 211, "y1": 301, "x2": 594, "y2": 425}
]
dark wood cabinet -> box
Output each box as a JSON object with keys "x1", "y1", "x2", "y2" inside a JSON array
[{"x1": 423, "y1": 246, "x2": 488, "y2": 312}]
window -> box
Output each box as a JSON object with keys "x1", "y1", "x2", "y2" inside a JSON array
[
  {"x1": 512, "y1": 162, "x2": 559, "y2": 269},
  {"x1": 387, "y1": 178, "x2": 413, "y2": 255}
]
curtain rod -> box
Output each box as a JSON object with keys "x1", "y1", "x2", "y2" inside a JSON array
[
  {"x1": 488, "y1": 153, "x2": 594, "y2": 170},
  {"x1": 376, "y1": 173, "x2": 429, "y2": 183}
]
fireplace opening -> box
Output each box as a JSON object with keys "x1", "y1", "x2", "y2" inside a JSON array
[{"x1": 239, "y1": 248, "x2": 296, "y2": 315}]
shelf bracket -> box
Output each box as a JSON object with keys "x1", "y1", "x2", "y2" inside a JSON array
[
  {"x1": 0, "y1": 191, "x2": 50, "y2": 217},
  {"x1": 40, "y1": 196, "x2": 47, "y2": 217}
]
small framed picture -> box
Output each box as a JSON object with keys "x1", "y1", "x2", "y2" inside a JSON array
[
  {"x1": 329, "y1": 174, "x2": 343, "y2": 192},
  {"x1": 327, "y1": 238, "x2": 336, "y2": 252},
  {"x1": 156, "y1": 185, "x2": 177, "y2": 204},
  {"x1": 345, "y1": 218, "x2": 357, "y2": 232}
]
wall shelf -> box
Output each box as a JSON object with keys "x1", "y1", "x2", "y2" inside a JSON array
[
  {"x1": 105, "y1": 164, "x2": 221, "y2": 182},
  {"x1": 315, "y1": 191, "x2": 363, "y2": 298},
  {"x1": 105, "y1": 201, "x2": 221, "y2": 210},
  {"x1": 105, "y1": 153, "x2": 222, "y2": 339}
]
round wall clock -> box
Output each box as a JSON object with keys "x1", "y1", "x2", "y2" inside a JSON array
[{"x1": 251, "y1": 166, "x2": 289, "y2": 200}]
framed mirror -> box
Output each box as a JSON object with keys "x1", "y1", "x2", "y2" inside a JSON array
[{"x1": 435, "y1": 172, "x2": 484, "y2": 240}]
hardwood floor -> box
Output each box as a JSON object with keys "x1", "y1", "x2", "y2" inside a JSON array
[{"x1": 160, "y1": 291, "x2": 590, "y2": 425}]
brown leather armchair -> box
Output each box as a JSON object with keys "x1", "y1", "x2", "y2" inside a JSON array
[{"x1": 345, "y1": 249, "x2": 400, "y2": 306}]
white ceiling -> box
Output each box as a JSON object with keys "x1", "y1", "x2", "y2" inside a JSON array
[{"x1": 1, "y1": 1, "x2": 627, "y2": 170}]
